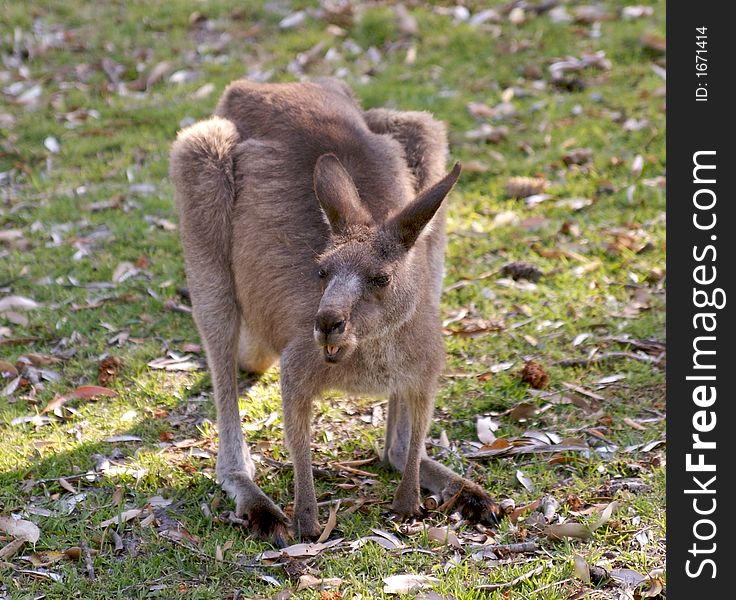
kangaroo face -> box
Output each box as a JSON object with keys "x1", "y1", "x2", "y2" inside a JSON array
[
  {"x1": 312, "y1": 154, "x2": 460, "y2": 364},
  {"x1": 314, "y1": 232, "x2": 408, "y2": 364}
]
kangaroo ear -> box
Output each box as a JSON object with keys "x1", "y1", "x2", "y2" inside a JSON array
[
  {"x1": 390, "y1": 162, "x2": 461, "y2": 249},
  {"x1": 313, "y1": 154, "x2": 372, "y2": 235}
]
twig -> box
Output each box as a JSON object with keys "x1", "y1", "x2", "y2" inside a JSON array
[
  {"x1": 444, "y1": 268, "x2": 500, "y2": 292},
  {"x1": 27, "y1": 472, "x2": 97, "y2": 486},
  {"x1": 475, "y1": 563, "x2": 546, "y2": 590},
  {"x1": 487, "y1": 542, "x2": 540, "y2": 555},
  {"x1": 331, "y1": 462, "x2": 375, "y2": 477},
  {"x1": 601, "y1": 336, "x2": 665, "y2": 352},
  {"x1": 0, "y1": 336, "x2": 41, "y2": 347},
  {"x1": 80, "y1": 540, "x2": 96, "y2": 580},
  {"x1": 520, "y1": 577, "x2": 573, "y2": 598},
  {"x1": 162, "y1": 533, "x2": 286, "y2": 571},
  {"x1": 555, "y1": 351, "x2": 662, "y2": 367}
]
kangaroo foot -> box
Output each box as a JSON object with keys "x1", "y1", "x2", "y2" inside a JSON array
[
  {"x1": 221, "y1": 471, "x2": 291, "y2": 547},
  {"x1": 442, "y1": 479, "x2": 501, "y2": 526},
  {"x1": 292, "y1": 511, "x2": 322, "y2": 540},
  {"x1": 391, "y1": 484, "x2": 425, "y2": 520}
]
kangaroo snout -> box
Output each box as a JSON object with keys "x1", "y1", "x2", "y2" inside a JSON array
[
  {"x1": 314, "y1": 310, "x2": 351, "y2": 363},
  {"x1": 315, "y1": 311, "x2": 346, "y2": 337}
]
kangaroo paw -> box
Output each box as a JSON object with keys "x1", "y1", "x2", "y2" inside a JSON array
[
  {"x1": 455, "y1": 482, "x2": 501, "y2": 526},
  {"x1": 221, "y1": 471, "x2": 291, "y2": 547},
  {"x1": 247, "y1": 501, "x2": 291, "y2": 548}
]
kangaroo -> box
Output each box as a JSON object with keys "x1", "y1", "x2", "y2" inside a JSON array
[{"x1": 170, "y1": 79, "x2": 499, "y2": 546}]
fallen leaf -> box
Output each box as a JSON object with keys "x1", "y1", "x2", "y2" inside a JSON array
[
  {"x1": 515, "y1": 470, "x2": 535, "y2": 493},
  {"x1": 563, "y1": 148, "x2": 593, "y2": 166},
  {"x1": 573, "y1": 554, "x2": 590, "y2": 584},
  {"x1": 0, "y1": 538, "x2": 25, "y2": 560},
  {"x1": 623, "y1": 417, "x2": 646, "y2": 431},
  {"x1": 0, "y1": 360, "x2": 18, "y2": 378},
  {"x1": 147, "y1": 355, "x2": 204, "y2": 371},
  {"x1": 29, "y1": 550, "x2": 68, "y2": 567},
  {"x1": 103, "y1": 435, "x2": 143, "y2": 443},
  {"x1": 640, "y1": 32, "x2": 665, "y2": 53},
  {"x1": 426, "y1": 526, "x2": 461, "y2": 549},
  {"x1": 383, "y1": 574, "x2": 439, "y2": 595},
  {"x1": 58, "y1": 478, "x2": 76, "y2": 493},
  {"x1": 543, "y1": 522, "x2": 591, "y2": 540},
  {"x1": 44, "y1": 136, "x2": 60, "y2": 153},
  {"x1": 112, "y1": 261, "x2": 138, "y2": 283},
  {"x1": 505, "y1": 176, "x2": 546, "y2": 198},
  {"x1": 591, "y1": 501, "x2": 618, "y2": 531},
  {"x1": 610, "y1": 568, "x2": 646, "y2": 588},
  {"x1": 0, "y1": 515, "x2": 41, "y2": 543},
  {"x1": 69, "y1": 385, "x2": 118, "y2": 399},
  {"x1": 596, "y1": 374, "x2": 626, "y2": 385},
  {"x1": 0, "y1": 295, "x2": 41, "y2": 313},
  {"x1": 555, "y1": 197, "x2": 593, "y2": 211},
  {"x1": 509, "y1": 401, "x2": 537, "y2": 421},
  {"x1": 572, "y1": 333, "x2": 592, "y2": 347},
  {"x1": 260, "y1": 538, "x2": 343, "y2": 560},
  {"x1": 465, "y1": 123, "x2": 508, "y2": 143},
  {"x1": 476, "y1": 416, "x2": 498, "y2": 445},
  {"x1": 638, "y1": 569, "x2": 664, "y2": 597},
  {"x1": 296, "y1": 574, "x2": 345, "y2": 592},
  {"x1": 99, "y1": 508, "x2": 143, "y2": 528}
]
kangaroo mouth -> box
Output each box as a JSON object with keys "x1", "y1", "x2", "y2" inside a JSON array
[{"x1": 323, "y1": 344, "x2": 342, "y2": 363}]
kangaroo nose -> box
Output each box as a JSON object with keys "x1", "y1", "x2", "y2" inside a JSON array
[{"x1": 315, "y1": 313, "x2": 346, "y2": 336}]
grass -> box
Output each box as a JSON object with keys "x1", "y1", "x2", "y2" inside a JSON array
[{"x1": 1, "y1": 1, "x2": 665, "y2": 598}]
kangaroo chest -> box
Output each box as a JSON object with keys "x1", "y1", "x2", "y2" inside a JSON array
[{"x1": 332, "y1": 339, "x2": 405, "y2": 395}]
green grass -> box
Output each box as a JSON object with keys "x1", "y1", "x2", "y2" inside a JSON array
[{"x1": 1, "y1": 1, "x2": 665, "y2": 598}]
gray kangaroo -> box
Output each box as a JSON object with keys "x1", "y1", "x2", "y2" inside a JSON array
[{"x1": 170, "y1": 79, "x2": 499, "y2": 546}]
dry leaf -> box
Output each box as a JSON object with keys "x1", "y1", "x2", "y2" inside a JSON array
[
  {"x1": 296, "y1": 574, "x2": 345, "y2": 592},
  {"x1": 610, "y1": 568, "x2": 647, "y2": 588},
  {"x1": 103, "y1": 435, "x2": 142, "y2": 443},
  {"x1": 58, "y1": 478, "x2": 76, "y2": 494},
  {"x1": 260, "y1": 538, "x2": 343, "y2": 560},
  {"x1": 509, "y1": 401, "x2": 537, "y2": 421},
  {"x1": 505, "y1": 176, "x2": 547, "y2": 198},
  {"x1": 640, "y1": 32, "x2": 666, "y2": 53},
  {"x1": 591, "y1": 501, "x2": 618, "y2": 531},
  {"x1": 426, "y1": 526, "x2": 461, "y2": 549},
  {"x1": 69, "y1": 385, "x2": 118, "y2": 400},
  {"x1": 543, "y1": 522, "x2": 591, "y2": 540},
  {"x1": 0, "y1": 538, "x2": 26, "y2": 560},
  {"x1": 0, "y1": 516, "x2": 41, "y2": 543},
  {"x1": 476, "y1": 416, "x2": 498, "y2": 445},
  {"x1": 0, "y1": 295, "x2": 41, "y2": 313},
  {"x1": 316, "y1": 500, "x2": 340, "y2": 543},
  {"x1": 516, "y1": 470, "x2": 535, "y2": 493},
  {"x1": 563, "y1": 148, "x2": 593, "y2": 166},
  {"x1": 596, "y1": 374, "x2": 626, "y2": 385},
  {"x1": 573, "y1": 554, "x2": 590, "y2": 584},
  {"x1": 98, "y1": 508, "x2": 143, "y2": 528},
  {"x1": 29, "y1": 550, "x2": 68, "y2": 567},
  {"x1": 383, "y1": 574, "x2": 439, "y2": 595}
]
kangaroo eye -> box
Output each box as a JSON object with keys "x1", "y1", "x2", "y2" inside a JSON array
[
  {"x1": 318, "y1": 268, "x2": 328, "y2": 279},
  {"x1": 369, "y1": 274, "x2": 390, "y2": 287}
]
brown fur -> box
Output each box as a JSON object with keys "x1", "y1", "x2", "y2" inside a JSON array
[{"x1": 170, "y1": 79, "x2": 499, "y2": 543}]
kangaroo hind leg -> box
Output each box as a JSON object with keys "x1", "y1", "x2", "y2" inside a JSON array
[{"x1": 170, "y1": 117, "x2": 289, "y2": 546}]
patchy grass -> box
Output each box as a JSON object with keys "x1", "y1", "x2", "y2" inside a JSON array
[{"x1": 1, "y1": 1, "x2": 665, "y2": 598}]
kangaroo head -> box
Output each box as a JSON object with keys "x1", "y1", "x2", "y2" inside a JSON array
[{"x1": 312, "y1": 153, "x2": 460, "y2": 364}]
